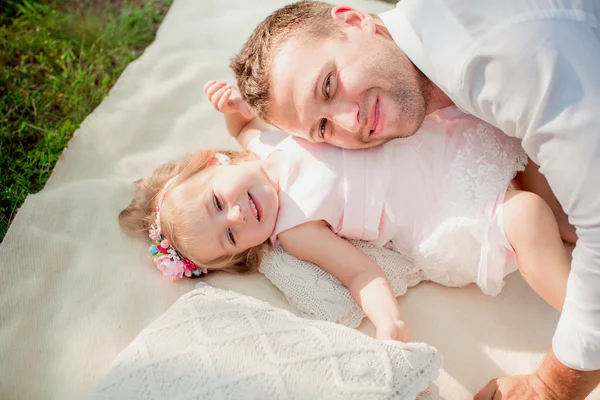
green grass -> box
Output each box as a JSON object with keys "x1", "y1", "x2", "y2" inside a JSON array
[{"x1": 0, "y1": 0, "x2": 172, "y2": 242}]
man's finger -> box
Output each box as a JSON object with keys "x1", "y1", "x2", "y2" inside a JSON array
[{"x1": 473, "y1": 378, "x2": 498, "y2": 400}]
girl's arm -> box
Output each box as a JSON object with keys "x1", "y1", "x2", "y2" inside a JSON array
[
  {"x1": 204, "y1": 80, "x2": 271, "y2": 149},
  {"x1": 278, "y1": 220, "x2": 410, "y2": 342}
]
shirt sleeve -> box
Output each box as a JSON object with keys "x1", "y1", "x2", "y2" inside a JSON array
[{"x1": 459, "y1": 18, "x2": 600, "y2": 370}]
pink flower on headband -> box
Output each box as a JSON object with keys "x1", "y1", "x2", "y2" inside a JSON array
[
  {"x1": 153, "y1": 255, "x2": 184, "y2": 281},
  {"x1": 149, "y1": 229, "x2": 204, "y2": 280}
]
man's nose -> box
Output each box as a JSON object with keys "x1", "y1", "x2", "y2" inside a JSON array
[
  {"x1": 226, "y1": 205, "x2": 246, "y2": 225},
  {"x1": 330, "y1": 101, "x2": 360, "y2": 133}
]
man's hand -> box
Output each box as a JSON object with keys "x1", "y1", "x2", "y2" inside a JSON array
[
  {"x1": 203, "y1": 80, "x2": 253, "y2": 118},
  {"x1": 474, "y1": 349, "x2": 600, "y2": 400},
  {"x1": 474, "y1": 374, "x2": 556, "y2": 400}
]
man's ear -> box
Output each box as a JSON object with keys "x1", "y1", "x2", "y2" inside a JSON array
[{"x1": 331, "y1": 6, "x2": 376, "y2": 33}]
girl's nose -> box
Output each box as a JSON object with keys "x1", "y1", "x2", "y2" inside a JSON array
[{"x1": 227, "y1": 205, "x2": 246, "y2": 225}]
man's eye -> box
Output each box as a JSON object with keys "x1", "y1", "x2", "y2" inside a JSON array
[
  {"x1": 319, "y1": 119, "x2": 327, "y2": 139},
  {"x1": 214, "y1": 194, "x2": 222, "y2": 211},
  {"x1": 227, "y1": 229, "x2": 236, "y2": 245},
  {"x1": 324, "y1": 75, "x2": 331, "y2": 98}
]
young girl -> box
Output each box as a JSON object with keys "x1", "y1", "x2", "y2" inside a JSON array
[{"x1": 119, "y1": 80, "x2": 573, "y2": 343}]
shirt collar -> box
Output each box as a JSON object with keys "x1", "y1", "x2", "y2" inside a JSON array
[{"x1": 379, "y1": 4, "x2": 438, "y2": 84}]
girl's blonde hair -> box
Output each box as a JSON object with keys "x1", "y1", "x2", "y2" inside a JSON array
[{"x1": 119, "y1": 149, "x2": 265, "y2": 275}]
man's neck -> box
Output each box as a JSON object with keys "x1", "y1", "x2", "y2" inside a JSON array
[
  {"x1": 426, "y1": 82, "x2": 454, "y2": 115},
  {"x1": 374, "y1": 15, "x2": 454, "y2": 114},
  {"x1": 373, "y1": 16, "x2": 394, "y2": 41}
]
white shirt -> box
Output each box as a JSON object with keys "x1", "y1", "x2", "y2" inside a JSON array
[{"x1": 380, "y1": 0, "x2": 600, "y2": 371}]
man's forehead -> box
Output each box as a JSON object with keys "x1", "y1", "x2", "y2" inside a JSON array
[
  {"x1": 269, "y1": 38, "x2": 325, "y2": 138},
  {"x1": 272, "y1": 37, "x2": 318, "y2": 69}
]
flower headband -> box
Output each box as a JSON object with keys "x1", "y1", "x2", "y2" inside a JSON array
[{"x1": 148, "y1": 153, "x2": 231, "y2": 280}]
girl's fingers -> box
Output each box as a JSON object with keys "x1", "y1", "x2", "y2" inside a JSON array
[
  {"x1": 203, "y1": 80, "x2": 217, "y2": 94},
  {"x1": 206, "y1": 82, "x2": 227, "y2": 99},
  {"x1": 204, "y1": 80, "x2": 222, "y2": 96},
  {"x1": 217, "y1": 88, "x2": 233, "y2": 110},
  {"x1": 211, "y1": 85, "x2": 230, "y2": 108}
]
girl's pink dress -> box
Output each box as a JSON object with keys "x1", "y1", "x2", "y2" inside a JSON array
[{"x1": 248, "y1": 106, "x2": 527, "y2": 296}]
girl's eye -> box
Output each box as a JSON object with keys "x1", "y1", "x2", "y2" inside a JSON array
[
  {"x1": 227, "y1": 229, "x2": 236, "y2": 245},
  {"x1": 214, "y1": 194, "x2": 222, "y2": 211},
  {"x1": 319, "y1": 119, "x2": 327, "y2": 139}
]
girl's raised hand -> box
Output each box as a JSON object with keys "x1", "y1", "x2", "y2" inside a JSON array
[{"x1": 203, "y1": 80, "x2": 253, "y2": 119}]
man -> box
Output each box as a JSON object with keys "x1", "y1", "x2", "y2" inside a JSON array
[{"x1": 230, "y1": 1, "x2": 600, "y2": 399}]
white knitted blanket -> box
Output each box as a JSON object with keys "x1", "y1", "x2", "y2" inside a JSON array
[
  {"x1": 86, "y1": 284, "x2": 441, "y2": 400},
  {"x1": 261, "y1": 241, "x2": 424, "y2": 328}
]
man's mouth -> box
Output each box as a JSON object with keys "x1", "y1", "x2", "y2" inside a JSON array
[
  {"x1": 369, "y1": 97, "x2": 380, "y2": 137},
  {"x1": 248, "y1": 193, "x2": 260, "y2": 221}
]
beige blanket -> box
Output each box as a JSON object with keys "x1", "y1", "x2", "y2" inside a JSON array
[{"x1": 1, "y1": 0, "x2": 598, "y2": 398}]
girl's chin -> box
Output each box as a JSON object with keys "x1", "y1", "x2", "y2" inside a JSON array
[{"x1": 265, "y1": 222, "x2": 276, "y2": 240}]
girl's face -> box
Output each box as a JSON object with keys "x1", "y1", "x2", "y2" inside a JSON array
[{"x1": 165, "y1": 159, "x2": 279, "y2": 264}]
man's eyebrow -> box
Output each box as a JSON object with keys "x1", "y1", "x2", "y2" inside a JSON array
[
  {"x1": 307, "y1": 60, "x2": 335, "y2": 141},
  {"x1": 312, "y1": 70, "x2": 321, "y2": 103},
  {"x1": 308, "y1": 124, "x2": 317, "y2": 142},
  {"x1": 308, "y1": 70, "x2": 323, "y2": 141}
]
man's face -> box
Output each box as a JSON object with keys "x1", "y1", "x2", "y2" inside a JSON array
[{"x1": 267, "y1": 8, "x2": 430, "y2": 149}]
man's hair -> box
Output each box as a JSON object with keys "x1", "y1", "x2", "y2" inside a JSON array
[{"x1": 229, "y1": 1, "x2": 341, "y2": 122}]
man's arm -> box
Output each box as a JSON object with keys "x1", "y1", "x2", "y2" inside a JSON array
[
  {"x1": 465, "y1": 17, "x2": 600, "y2": 400},
  {"x1": 535, "y1": 350, "x2": 600, "y2": 399},
  {"x1": 476, "y1": 349, "x2": 600, "y2": 400}
]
